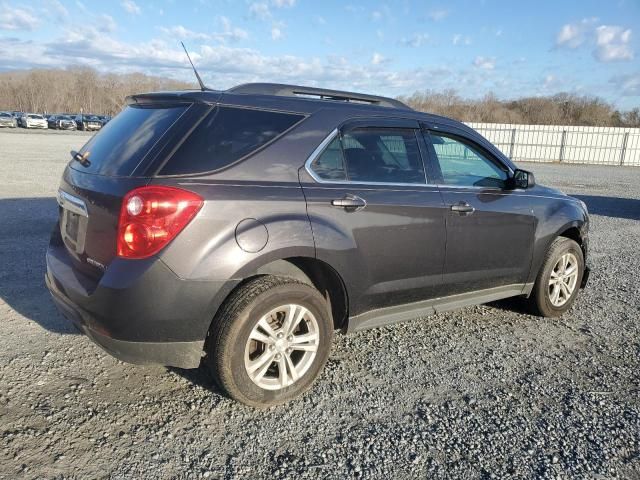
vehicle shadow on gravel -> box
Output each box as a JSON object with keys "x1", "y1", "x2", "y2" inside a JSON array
[
  {"x1": 167, "y1": 366, "x2": 227, "y2": 399},
  {"x1": 0, "y1": 196, "x2": 79, "y2": 335},
  {"x1": 574, "y1": 194, "x2": 640, "y2": 221}
]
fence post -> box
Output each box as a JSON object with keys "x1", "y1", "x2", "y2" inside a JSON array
[
  {"x1": 558, "y1": 130, "x2": 567, "y2": 162},
  {"x1": 619, "y1": 132, "x2": 629, "y2": 166},
  {"x1": 509, "y1": 128, "x2": 516, "y2": 159}
]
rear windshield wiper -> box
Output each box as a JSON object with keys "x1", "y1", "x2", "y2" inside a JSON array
[{"x1": 70, "y1": 150, "x2": 91, "y2": 167}]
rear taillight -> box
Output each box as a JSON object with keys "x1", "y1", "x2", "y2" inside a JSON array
[{"x1": 117, "y1": 186, "x2": 203, "y2": 259}]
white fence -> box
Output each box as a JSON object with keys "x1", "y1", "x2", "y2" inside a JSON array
[{"x1": 465, "y1": 123, "x2": 640, "y2": 167}]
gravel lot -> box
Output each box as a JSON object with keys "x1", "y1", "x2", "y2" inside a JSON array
[{"x1": 1, "y1": 129, "x2": 639, "y2": 479}]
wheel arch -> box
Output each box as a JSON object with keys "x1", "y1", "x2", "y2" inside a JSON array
[{"x1": 214, "y1": 256, "x2": 349, "y2": 332}]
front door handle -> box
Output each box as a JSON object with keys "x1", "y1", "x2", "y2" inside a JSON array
[
  {"x1": 331, "y1": 195, "x2": 367, "y2": 211},
  {"x1": 450, "y1": 201, "x2": 475, "y2": 215}
]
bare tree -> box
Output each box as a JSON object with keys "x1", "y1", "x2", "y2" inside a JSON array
[{"x1": 0, "y1": 67, "x2": 194, "y2": 115}]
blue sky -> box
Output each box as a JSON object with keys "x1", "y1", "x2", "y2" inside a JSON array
[{"x1": 0, "y1": 0, "x2": 638, "y2": 108}]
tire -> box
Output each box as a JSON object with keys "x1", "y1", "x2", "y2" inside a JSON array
[
  {"x1": 205, "y1": 276, "x2": 333, "y2": 408},
  {"x1": 528, "y1": 237, "x2": 584, "y2": 317}
]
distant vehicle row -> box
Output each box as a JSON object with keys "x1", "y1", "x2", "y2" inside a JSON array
[{"x1": 0, "y1": 111, "x2": 112, "y2": 130}]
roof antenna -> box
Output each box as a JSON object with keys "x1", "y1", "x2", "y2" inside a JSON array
[{"x1": 181, "y1": 41, "x2": 207, "y2": 91}]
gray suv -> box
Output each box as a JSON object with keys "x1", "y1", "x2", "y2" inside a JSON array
[{"x1": 45, "y1": 83, "x2": 590, "y2": 407}]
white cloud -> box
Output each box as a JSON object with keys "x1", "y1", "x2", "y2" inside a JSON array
[
  {"x1": 0, "y1": 4, "x2": 39, "y2": 30},
  {"x1": 473, "y1": 56, "x2": 495, "y2": 70},
  {"x1": 121, "y1": 0, "x2": 140, "y2": 15},
  {"x1": 271, "y1": 26, "x2": 283, "y2": 40},
  {"x1": 556, "y1": 19, "x2": 633, "y2": 63},
  {"x1": 160, "y1": 25, "x2": 210, "y2": 41},
  {"x1": 272, "y1": 0, "x2": 295, "y2": 7},
  {"x1": 595, "y1": 25, "x2": 633, "y2": 62},
  {"x1": 249, "y1": 2, "x2": 271, "y2": 20},
  {"x1": 0, "y1": 27, "x2": 514, "y2": 100},
  {"x1": 556, "y1": 18, "x2": 597, "y2": 48},
  {"x1": 159, "y1": 19, "x2": 248, "y2": 44},
  {"x1": 427, "y1": 9, "x2": 448, "y2": 21},
  {"x1": 218, "y1": 16, "x2": 249, "y2": 42},
  {"x1": 543, "y1": 74, "x2": 558, "y2": 89},
  {"x1": 97, "y1": 14, "x2": 117, "y2": 33},
  {"x1": 371, "y1": 10, "x2": 383, "y2": 21},
  {"x1": 371, "y1": 52, "x2": 386, "y2": 65},
  {"x1": 313, "y1": 16, "x2": 326, "y2": 26},
  {"x1": 452, "y1": 34, "x2": 471, "y2": 46},
  {"x1": 400, "y1": 33, "x2": 429, "y2": 48},
  {"x1": 47, "y1": 0, "x2": 69, "y2": 22}
]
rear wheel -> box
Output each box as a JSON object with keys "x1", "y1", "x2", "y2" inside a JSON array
[
  {"x1": 205, "y1": 276, "x2": 333, "y2": 407},
  {"x1": 528, "y1": 237, "x2": 584, "y2": 317}
]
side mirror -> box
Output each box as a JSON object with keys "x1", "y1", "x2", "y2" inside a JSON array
[{"x1": 512, "y1": 169, "x2": 535, "y2": 189}]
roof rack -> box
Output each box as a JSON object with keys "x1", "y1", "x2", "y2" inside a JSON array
[{"x1": 227, "y1": 83, "x2": 412, "y2": 110}]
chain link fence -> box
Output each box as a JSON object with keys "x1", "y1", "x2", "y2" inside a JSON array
[{"x1": 465, "y1": 123, "x2": 640, "y2": 166}]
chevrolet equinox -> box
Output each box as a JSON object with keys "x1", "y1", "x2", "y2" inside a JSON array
[{"x1": 45, "y1": 83, "x2": 590, "y2": 407}]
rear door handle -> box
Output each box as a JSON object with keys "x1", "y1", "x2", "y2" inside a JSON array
[
  {"x1": 450, "y1": 201, "x2": 475, "y2": 215},
  {"x1": 331, "y1": 195, "x2": 367, "y2": 211}
]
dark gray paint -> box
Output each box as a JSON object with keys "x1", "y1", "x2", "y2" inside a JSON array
[{"x1": 45, "y1": 84, "x2": 590, "y2": 367}]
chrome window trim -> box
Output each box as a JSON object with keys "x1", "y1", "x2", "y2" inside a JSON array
[{"x1": 304, "y1": 128, "x2": 437, "y2": 188}]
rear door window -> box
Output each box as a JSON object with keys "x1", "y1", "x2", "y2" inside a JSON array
[
  {"x1": 72, "y1": 104, "x2": 188, "y2": 176},
  {"x1": 158, "y1": 106, "x2": 305, "y2": 175},
  {"x1": 342, "y1": 128, "x2": 425, "y2": 184}
]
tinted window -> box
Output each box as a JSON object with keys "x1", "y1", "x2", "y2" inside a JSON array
[
  {"x1": 429, "y1": 133, "x2": 508, "y2": 188},
  {"x1": 310, "y1": 137, "x2": 347, "y2": 181},
  {"x1": 0, "y1": 112, "x2": 11, "y2": 117},
  {"x1": 73, "y1": 104, "x2": 187, "y2": 176},
  {"x1": 159, "y1": 106, "x2": 304, "y2": 175},
  {"x1": 342, "y1": 128, "x2": 425, "y2": 184}
]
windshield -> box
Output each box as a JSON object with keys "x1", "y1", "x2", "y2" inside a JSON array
[
  {"x1": 0, "y1": 113, "x2": 10, "y2": 117},
  {"x1": 72, "y1": 104, "x2": 189, "y2": 176},
  {"x1": 28, "y1": 114, "x2": 43, "y2": 119}
]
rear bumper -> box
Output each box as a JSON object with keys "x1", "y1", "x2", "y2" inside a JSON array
[
  {"x1": 46, "y1": 279, "x2": 204, "y2": 368},
  {"x1": 45, "y1": 241, "x2": 237, "y2": 368}
]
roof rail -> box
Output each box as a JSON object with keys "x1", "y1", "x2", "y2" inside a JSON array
[{"x1": 227, "y1": 83, "x2": 412, "y2": 110}]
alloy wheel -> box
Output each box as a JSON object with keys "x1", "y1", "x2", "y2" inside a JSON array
[
  {"x1": 244, "y1": 304, "x2": 320, "y2": 391},
  {"x1": 548, "y1": 252, "x2": 579, "y2": 307}
]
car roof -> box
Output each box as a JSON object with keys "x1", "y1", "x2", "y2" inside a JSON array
[{"x1": 127, "y1": 83, "x2": 466, "y2": 129}]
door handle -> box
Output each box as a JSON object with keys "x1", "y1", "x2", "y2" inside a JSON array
[
  {"x1": 331, "y1": 195, "x2": 367, "y2": 211},
  {"x1": 450, "y1": 201, "x2": 475, "y2": 215}
]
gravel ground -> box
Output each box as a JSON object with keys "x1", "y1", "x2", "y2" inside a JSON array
[{"x1": 0, "y1": 129, "x2": 639, "y2": 479}]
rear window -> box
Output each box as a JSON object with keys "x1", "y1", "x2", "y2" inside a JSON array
[
  {"x1": 158, "y1": 106, "x2": 304, "y2": 175},
  {"x1": 73, "y1": 104, "x2": 188, "y2": 176}
]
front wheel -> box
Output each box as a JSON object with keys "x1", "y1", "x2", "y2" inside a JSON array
[
  {"x1": 528, "y1": 237, "x2": 584, "y2": 317},
  {"x1": 205, "y1": 276, "x2": 333, "y2": 408}
]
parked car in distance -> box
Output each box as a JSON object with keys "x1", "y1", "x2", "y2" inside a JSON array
[
  {"x1": 74, "y1": 114, "x2": 102, "y2": 131},
  {"x1": 46, "y1": 83, "x2": 590, "y2": 407},
  {"x1": 96, "y1": 115, "x2": 112, "y2": 126},
  {"x1": 0, "y1": 111, "x2": 17, "y2": 128},
  {"x1": 48, "y1": 115, "x2": 78, "y2": 130},
  {"x1": 19, "y1": 113, "x2": 48, "y2": 129}
]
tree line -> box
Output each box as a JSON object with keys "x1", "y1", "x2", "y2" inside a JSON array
[
  {"x1": 0, "y1": 67, "x2": 638, "y2": 127},
  {"x1": 0, "y1": 67, "x2": 192, "y2": 116},
  {"x1": 400, "y1": 90, "x2": 640, "y2": 127}
]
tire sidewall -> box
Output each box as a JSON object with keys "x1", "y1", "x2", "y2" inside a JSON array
[
  {"x1": 537, "y1": 239, "x2": 584, "y2": 315},
  {"x1": 222, "y1": 284, "x2": 332, "y2": 406}
]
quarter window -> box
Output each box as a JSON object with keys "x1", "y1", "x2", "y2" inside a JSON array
[
  {"x1": 159, "y1": 106, "x2": 305, "y2": 175},
  {"x1": 310, "y1": 137, "x2": 347, "y2": 181},
  {"x1": 429, "y1": 133, "x2": 508, "y2": 188}
]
